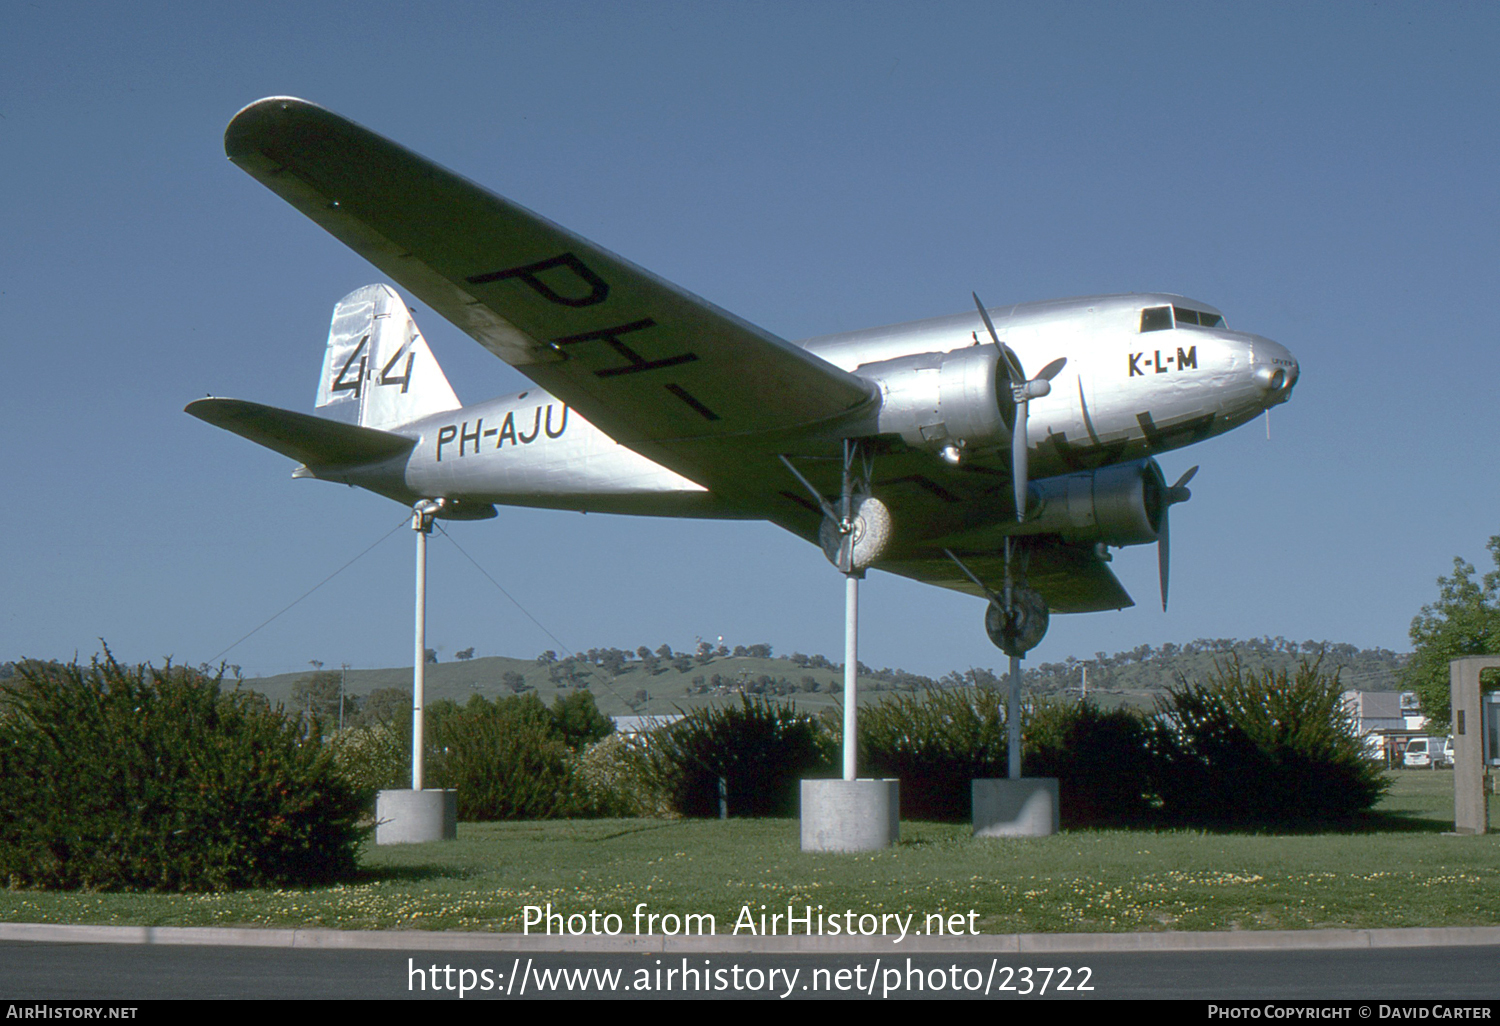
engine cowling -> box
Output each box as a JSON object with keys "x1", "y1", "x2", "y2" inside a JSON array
[
  {"x1": 1023, "y1": 459, "x2": 1168, "y2": 547},
  {"x1": 855, "y1": 345, "x2": 1013, "y2": 453}
]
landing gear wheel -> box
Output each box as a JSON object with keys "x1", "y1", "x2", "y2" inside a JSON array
[
  {"x1": 818, "y1": 494, "x2": 892, "y2": 572},
  {"x1": 985, "y1": 585, "x2": 1049, "y2": 657}
]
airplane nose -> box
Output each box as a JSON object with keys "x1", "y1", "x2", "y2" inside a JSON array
[{"x1": 1250, "y1": 337, "x2": 1298, "y2": 405}]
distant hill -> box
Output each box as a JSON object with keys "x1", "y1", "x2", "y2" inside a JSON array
[
  {"x1": 224, "y1": 637, "x2": 1409, "y2": 718},
  {"x1": 1020, "y1": 637, "x2": 1408, "y2": 705}
]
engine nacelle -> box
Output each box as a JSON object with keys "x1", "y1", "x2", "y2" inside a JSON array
[
  {"x1": 855, "y1": 345, "x2": 1012, "y2": 453},
  {"x1": 1024, "y1": 459, "x2": 1168, "y2": 547}
]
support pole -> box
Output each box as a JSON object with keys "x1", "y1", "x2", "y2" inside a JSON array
[
  {"x1": 410, "y1": 499, "x2": 442, "y2": 792},
  {"x1": 1008, "y1": 654, "x2": 1022, "y2": 779},
  {"x1": 844, "y1": 572, "x2": 859, "y2": 781},
  {"x1": 412, "y1": 515, "x2": 428, "y2": 791}
]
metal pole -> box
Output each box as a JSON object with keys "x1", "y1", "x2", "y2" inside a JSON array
[
  {"x1": 844, "y1": 572, "x2": 859, "y2": 781},
  {"x1": 1008, "y1": 654, "x2": 1022, "y2": 779},
  {"x1": 412, "y1": 506, "x2": 431, "y2": 791}
]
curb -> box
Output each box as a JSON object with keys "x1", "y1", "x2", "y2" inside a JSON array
[{"x1": 3, "y1": 922, "x2": 1499, "y2": 954}]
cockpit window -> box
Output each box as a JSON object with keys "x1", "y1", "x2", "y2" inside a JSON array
[
  {"x1": 1174, "y1": 305, "x2": 1223, "y2": 329},
  {"x1": 1140, "y1": 306, "x2": 1172, "y2": 332},
  {"x1": 1142, "y1": 305, "x2": 1224, "y2": 331}
]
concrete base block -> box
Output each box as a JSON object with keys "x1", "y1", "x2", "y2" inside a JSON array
[
  {"x1": 800, "y1": 779, "x2": 900, "y2": 852},
  {"x1": 375, "y1": 789, "x2": 457, "y2": 845},
  {"x1": 972, "y1": 778, "x2": 1058, "y2": 837}
]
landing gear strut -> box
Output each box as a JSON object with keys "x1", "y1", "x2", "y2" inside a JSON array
[
  {"x1": 946, "y1": 538, "x2": 1059, "y2": 836},
  {"x1": 946, "y1": 538, "x2": 1048, "y2": 778},
  {"x1": 781, "y1": 441, "x2": 898, "y2": 851}
]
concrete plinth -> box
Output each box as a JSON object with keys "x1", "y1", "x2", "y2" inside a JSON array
[
  {"x1": 800, "y1": 779, "x2": 899, "y2": 852},
  {"x1": 375, "y1": 789, "x2": 457, "y2": 845},
  {"x1": 972, "y1": 778, "x2": 1058, "y2": 837}
]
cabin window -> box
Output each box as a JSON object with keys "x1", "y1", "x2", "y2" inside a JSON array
[{"x1": 1140, "y1": 306, "x2": 1172, "y2": 332}]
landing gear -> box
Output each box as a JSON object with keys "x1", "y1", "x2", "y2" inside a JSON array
[
  {"x1": 780, "y1": 441, "x2": 899, "y2": 851},
  {"x1": 984, "y1": 579, "x2": 1049, "y2": 658},
  {"x1": 945, "y1": 538, "x2": 1049, "y2": 778},
  {"x1": 780, "y1": 441, "x2": 891, "y2": 779},
  {"x1": 947, "y1": 538, "x2": 1058, "y2": 836}
]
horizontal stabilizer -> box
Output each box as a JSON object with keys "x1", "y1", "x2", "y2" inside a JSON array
[{"x1": 186, "y1": 397, "x2": 415, "y2": 468}]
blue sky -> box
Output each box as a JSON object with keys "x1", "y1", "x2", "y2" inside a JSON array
[{"x1": 3, "y1": 2, "x2": 1497, "y2": 680}]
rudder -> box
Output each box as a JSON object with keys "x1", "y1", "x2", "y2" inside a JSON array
[{"x1": 315, "y1": 284, "x2": 461, "y2": 429}]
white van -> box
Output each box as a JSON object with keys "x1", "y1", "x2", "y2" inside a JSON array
[{"x1": 1403, "y1": 736, "x2": 1449, "y2": 769}]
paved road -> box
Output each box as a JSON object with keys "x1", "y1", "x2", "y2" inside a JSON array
[{"x1": 4, "y1": 941, "x2": 1498, "y2": 1000}]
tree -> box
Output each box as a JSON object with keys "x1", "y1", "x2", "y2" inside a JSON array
[
  {"x1": 455, "y1": 647, "x2": 475, "y2": 661},
  {"x1": 358, "y1": 687, "x2": 410, "y2": 727},
  {"x1": 1404, "y1": 536, "x2": 1500, "y2": 721},
  {"x1": 502, "y1": 671, "x2": 531, "y2": 694},
  {"x1": 548, "y1": 690, "x2": 614, "y2": 751},
  {"x1": 292, "y1": 670, "x2": 344, "y2": 724}
]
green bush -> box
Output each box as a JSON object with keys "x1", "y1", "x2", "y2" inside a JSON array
[
  {"x1": 330, "y1": 690, "x2": 617, "y2": 821},
  {"x1": 0, "y1": 655, "x2": 367, "y2": 891},
  {"x1": 575, "y1": 733, "x2": 675, "y2": 817},
  {"x1": 1025, "y1": 698, "x2": 1153, "y2": 827},
  {"x1": 860, "y1": 690, "x2": 1151, "y2": 824},
  {"x1": 419, "y1": 692, "x2": 619, "y2": 820},
  {"x1": 859, "y1": 688, "x2": 1007, "y2": 820},
  {"x1": 645, "y1": 697, "x2": 836, "y2": 817},
  {"x1": 1148, "y1": 659, "x2": 1389, "y2": 826},
  {"x1": 329, "y1": 720, "x2": 409, "y2": 796}
]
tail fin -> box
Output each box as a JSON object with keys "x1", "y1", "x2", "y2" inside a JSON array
[{"x1": 315, "y1": 284, "x2": 461, "y2": 430}]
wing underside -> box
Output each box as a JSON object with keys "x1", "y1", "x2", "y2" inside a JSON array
[{"x1": 881, "y1": 541, "x2": 1134, "y2": 614}]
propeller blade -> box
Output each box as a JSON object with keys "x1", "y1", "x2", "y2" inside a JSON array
[
  {"x1": 973, "y1": 291, "x2": 1058, "y2": 523},
  {"x1": 1012, "y1": 398, "x2": 1029, "y2": 520},
  {"x1": 973, "y1": 293, "x2": 1027, "y2": 382},
  {"x1": 1035, "y1": 356, "x2": 1068, "y2": 381},
  {"x1": 972, "y1": 292, "x2": 1003, "y2": 347},
  {"x1": 1158, "y1": 509, "x2": 1170, "y2": 612},
  {"x1": 1167, "y1": 465, "x2": 1199, "y2": 505}
]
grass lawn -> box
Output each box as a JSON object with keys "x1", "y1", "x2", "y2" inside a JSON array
[{"x1": 3, "y1": 771, "x2": 1496, "y2": 935}]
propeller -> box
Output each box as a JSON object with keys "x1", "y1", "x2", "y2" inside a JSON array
[
  {"x1": 972, "y1": 293, "x2": 1067, "y2": 521},
  {"x1": 1157, "y1": 465, "x2": 1198, "y2": 611}
]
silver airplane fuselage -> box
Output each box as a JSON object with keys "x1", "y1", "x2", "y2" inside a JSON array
[{"x1": 330, "y1": 292, "x2": 1297, "y2": 543}]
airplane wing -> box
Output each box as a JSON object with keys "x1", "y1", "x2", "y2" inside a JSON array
[
  {"x1": 882, "y1": 541, "x2": 1134, "y2": 614},
  {"x1": 221, "y1": 98, "x2": 1128, "y2": 611},
  {"x1": 223, "y1": 98, "x2": 877, "y2": 499}
]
